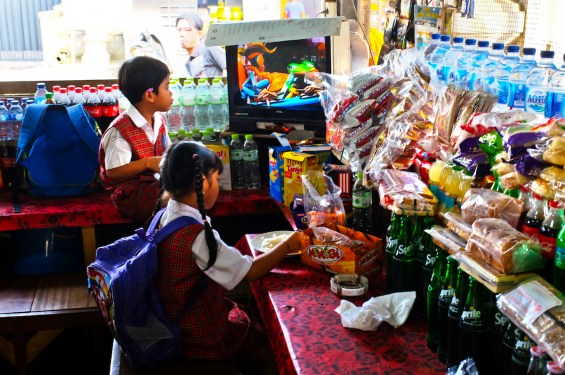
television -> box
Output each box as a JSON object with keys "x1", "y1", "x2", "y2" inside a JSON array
[{"x1": 225, "y1": 36, "x2": 333, "y2": 137}]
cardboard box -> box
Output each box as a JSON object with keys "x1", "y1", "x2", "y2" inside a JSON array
[
  {"x1": 283, "y1": 151, "x2": 319, "y2": 207},
  {"x1": 269, "y1": 145, "x2": 292, "y2": 203},
  {"x1": 299, "y1": 223, "x2": 383, "y2": 275},
  {"x1": 297, "y1": 144, "x2": 333, "y2": 166},
  {"x1": 206, "y1": 144, "x2": 232, "y2": 191}
]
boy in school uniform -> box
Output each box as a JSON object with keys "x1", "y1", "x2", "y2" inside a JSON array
[{"x1": 98, "y1": 56, "x2": 173, "y2": 222}]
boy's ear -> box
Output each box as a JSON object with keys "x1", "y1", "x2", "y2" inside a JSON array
[{"x1": 144, "y1": 89, "x2": 156, "y2": 103}]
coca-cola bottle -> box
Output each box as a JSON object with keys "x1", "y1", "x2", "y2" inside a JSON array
[
  {"x1": 521, "y1": 193, "x2": 547, "y2": 241},
  {"x1": 538, "y1": 200, "x2": 564, "y2": 261},
  {"x1": 85, "y1": 87, "x2": 102, "y2": 129},
  {"x1": 100, "y1": 87, "x2": 118, "y2": 133}
]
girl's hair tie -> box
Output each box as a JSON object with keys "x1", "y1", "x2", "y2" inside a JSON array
[{"x1": 192, "y1": 154, "x2": 199, "y2": 160}]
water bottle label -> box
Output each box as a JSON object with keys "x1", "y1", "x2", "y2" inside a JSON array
[
  {"x1": 243, "y1": 149, "x2": 258, "y2": 161},
  {"x1": 352, "y1": 192, "x2": 371, "y2": 208},
  {"x1": 509, "y1": 83, "x2": 526, "y2": 108},
  {"x1": 525, "y1": 87, "x2": 547, "y2": 112},
  {"x1": 548, "y1": 92, "x2": 564, "y2": 118},
  {"x1": 0, "y1": 115, "x2": 7, "y2": 122},
  {"x1": 555, "y1": 245, "x2": 565, "y2": 269},
  {"x1": 15, "y1": 113, "x2": 24, "y2": 121},
  {"x1": 497, "y1": 80, "x2": 509, "y2": 104},
  {"x1": 230, "y1": 150, "x2": 243, "y2": 161}
]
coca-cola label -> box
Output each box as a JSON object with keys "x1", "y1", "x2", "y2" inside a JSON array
[
  {"x1": 1, "y1": 157, "x2": 15, "y2": 168},
  {"x1": 538, "y1": 234, "x2": 556, "y2": 259},
  {"x1": 86, "y1": 105, "x2": 102, "y2": 118},
  {"x1": 306, "y1": 245, "x2": 342, "y2": 264},
  {"x1": 521, "y1": 224, "x2": 540, "y2": 240}
]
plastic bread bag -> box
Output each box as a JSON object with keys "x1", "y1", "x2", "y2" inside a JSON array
[
  {"x1": 460, "y1": 188, "x2": 523, "y2": 228},
  {"x1": 376, "y1": 169, "x2": 437, "y2": 215},
  {"x1": 440, "y1": 212, "x2": 472, "y2": 241},
  {"x1": 466, "y1": 218, "x2": 546, "y2": 274},
  {"x1": 497, "y1": 275, "x2": 565, "y2": 368},
  {"x1": 425, "y1": 226, "x2": 467, "y2": 254},
  {"x1": 543, "y1": 136, "x2": 565, "y2": 167},
  {"x1": 301, "y1": 170, "x2": 346, "y2": 228}
]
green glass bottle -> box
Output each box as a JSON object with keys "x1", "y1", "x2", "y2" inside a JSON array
[
  {"x1": 426, "y1": 245, "x2": 447, "y2": 352},
  {"x1": 446, "y1": 266, "x2": 470, "y2": 368},
  {"x1": 419, "y1": 217, "x2": 437, "y2": 314},
  {"x1": 437, "y1": 256, "x2": 458, "y2": 363},
  {"x1": 490, "y1": 291, "x2": 509, "y2": 375},
  {"x1": 459, "y1": 276, "x2": 490, "y2": 373},
  {"x1": 502, "y1": 321, "x2": 519, "y2": 375},
  {"x1": 392, "y1": 215, "x2": 417, "y2": 292},
  {"x1": 553, "y1": 224, "x2": 565, "y2": 294},
  {"x1": 412, "y1": 216, "x2": 425, "y2": 310},
  {"x1": 385, "y1": 213, "x2": 400, "y2": 293}
]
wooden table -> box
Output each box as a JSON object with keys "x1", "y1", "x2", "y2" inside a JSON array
[{"x1": 235, "y1": 234, "x2": 445, "y2": 375}]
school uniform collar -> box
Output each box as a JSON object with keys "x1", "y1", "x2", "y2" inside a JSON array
[
  {"x1": 125, "y1": 105, "x2": 163, "y2": 131},
  {"x1": 162, "y1": 199, "x2": 211, "y2": 226}
]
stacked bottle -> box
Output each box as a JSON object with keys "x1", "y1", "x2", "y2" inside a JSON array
[
  {"x1": 34, "y1": 82, "x2": 47, "y2": 104},
  {"x1": 168, "y1": 78, "x2": 183, "y2": 132},
  {"x1": 526, "y1": 346, "x2": 548, "y2": 375},
  {"x1": 467, "y1": 40, "x2": 491, "y2": 90},
  {"x1": 426, "y1": 244, "x2": 447, "y2": 352},
  {"x1": 229, "y1": 134, "x2": 245, "y2": 189},
  {"x1": 385, "y1": 212, "x2": 400, "y2": 293},
  {"x1": 428, "y1": 35, "x2": 451, "y2": 81},
  {"x1": 195, "y1": 78, "x2": 211, "y2": 131},
  {"x1": 351, "y1": 172, "x2": 372, "y2": 233},
  {"x1": 442, "y1": 37, "x2": 464, "y2": 84},
  {"x1": 209, "y1": 78, "x2": 226, "y2": 133},
  {"x1": 525, "y1": 50, "x2": 557, "y2": 114},
  {"x1": 242, "y1": 134, "x2": 260, "y2": 189},
  {"x1": 437, "y1": 256, "x2": 458, "y2": 364},
  {"x1": 181, "y1": 78, "x2": 196, "y2": 131},
  {"x1": 553, "y1": 220, "x2": 565, "y2": 294},
  {"x1": 453, "y1": 39, "x2": 477, "y2": 88},
  {"x1": 392, "y1": 215, "x2": 417, "y2": 293},
  {"x1": 100, "y1": 87, "x2": 119, "y2": 132},
  {"x1": 546, "y1": 53, "x2": 565, "y2": 118}
]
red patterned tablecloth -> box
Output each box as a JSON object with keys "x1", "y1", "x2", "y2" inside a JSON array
[
  {"x1": 235, "y1": 235, "x2": 445, "y2": 375},
  {"x1": 0, "y1": 187, "x2": 287, "y2": 231}
]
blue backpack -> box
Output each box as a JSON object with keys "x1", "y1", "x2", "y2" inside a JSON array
[
  {"x1": 87, "y1": 208, "x2": 204, "y2": 368},
  {"x1": 16, "y1": 104, "x2": 100, "y2": 197}
]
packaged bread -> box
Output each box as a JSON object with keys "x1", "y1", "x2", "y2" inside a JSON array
[
  {"x1": 466, "y1": 218, "x2": 546, "y2": 274},
  {"x1": 500, "y1": 172, "x2": 532, "y2": 190},
  {"x1": 530, "y1": 177, "x2": 555, "y2": 201},
  {"x1": 441, "y1": 212, "x2": 472, "y2": 241},
  {"x1": 543, "y1": 136, "x2": 565, "y2": 166},
  {"x1": 460, "y1": 188, "x2": 523, "y2": 228},
  {"x1": 497, "y1": 276, "x2": 565, "y2": 368}
]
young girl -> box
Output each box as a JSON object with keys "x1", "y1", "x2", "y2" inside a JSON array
[
  {"x1": 99, "y1": 56, "x2": 173, "y2": 222},
  {"x1": 156, "y1": 141, "x2": 301, "y2": 373}
]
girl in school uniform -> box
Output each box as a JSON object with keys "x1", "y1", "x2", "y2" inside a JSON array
[
  {"x1": 99, "y1": 56, "x2": 173, "y2": 222},
  {"x1": 156, "y1": 141, "x2": 301, "y2": 374}
]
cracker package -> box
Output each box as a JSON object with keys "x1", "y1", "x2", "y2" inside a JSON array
[{"x1": 299, "y1": 223, "x2": 383, "y2": 275}]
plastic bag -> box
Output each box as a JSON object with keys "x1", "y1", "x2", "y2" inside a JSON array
[
  {"x1": 301, "y1": 170, "x2": 346, "y2": 228},
  {"x1": 460, "y1": 188, "x2": 523, "y2": 228},
  {"x1": 447, "y1": 357, "x2": 479, "y2": 375}
]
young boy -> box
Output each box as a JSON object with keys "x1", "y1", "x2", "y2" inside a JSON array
[{"x1": 98, "y1": 56, "x2": 173, "y2": 222}]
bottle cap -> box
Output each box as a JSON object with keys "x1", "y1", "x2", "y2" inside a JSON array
[
  {"x1": 90, "y1": 87, "x2": 98, "y2": 93},
  {"x1": 112, "y1": 84, "x2": 119, "y2": 90},
  {"x1": 478, "y1": 40, "x2": 489, "y2": 48},
  {"x1": 465, "y1": 39, "x2": 477, "y2": 46},
  {"x1": 67, "y1": 85, "x2": 75, "y2": 91},
  {"x1": 541, "y1": 50, "x2": 555, "y2": 58},
  {"x1": 507, "y1": 45, "x2": 520, "y2": 53},
  {"x1": 492, "y1": 43, "x2": 504, "y2": 50},
  {"x1": 53, "y1": 85, "x2": 61, "y2": 92},
  {"x1": 532, "y1": 193, "x2": 543, "y2": 200},
  {"x1": 431, "y1": 33, "x2": 441, "y2": 40},
  {"x1": 519, "y1": 185, "x2": 530, "y2": 193},
  {"x1": 37, "y1": 82, "x2": 46, "y2": 88},
  {"x1": 105, "y1": 87, "x2": 112, "y2": 92},
  {"x1": 523, "y1": 47, "x2": 536, "y2": 55},
  {"x1": 60, "y1": 88, "x2": 67, "y2": 94},
  {"x1": 75, "y1": 87, "x2": 83, "y2": 94},
  {"x1": 231, "y1": 134, "x2": 240, "y2": 139},
  {"x1": 45, "y1": 93, "x2": 54, "y2": 99},
  {"x1": 453, "y1": 37, "x2": 464, "y2": 43},
  {"x1": 245, "y1": 134, "x2": 253, "y2": 140},
  {"x1": 83, "y1": 84, "x2": 91, "y2": 91},
  {"x1": 547, "y1": 362, "x2": 565, "y2": 374},
  {"x1": 97, "y1": 84, "x2": 105, "y2": 90},
  {"x1": 549, "y1": 200, "x2": 562, "y2": 209},
  {"x1": 198, "y1": 78, "x2": 208, "y2": 84},
  {"x1": 330, "y1": 274, "x2": 368, "y2": 297},
  {"x1": 440, "y1": 35, "x2": 451, "y2": 42},
  {"x1": 530, "y1": 346, "x2": 547, "y2": 357}
]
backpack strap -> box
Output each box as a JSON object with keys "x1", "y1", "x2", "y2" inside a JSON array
[
  {"x1": 66, "y1": 104, "x2": 100, "y2": 156},
  {"x1": 16, "y1": 104, "x2": 48, "y2": 164}
]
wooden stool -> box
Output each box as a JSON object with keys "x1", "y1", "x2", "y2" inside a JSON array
[
  {"x1": 109, "y1": 340, "x2": 240, "y2": 375},
  {"x1": 0, "y1": 273, "x2": 104, "y2": 375}
]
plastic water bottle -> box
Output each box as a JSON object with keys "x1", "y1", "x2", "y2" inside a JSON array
[
  {"x1": 496, "y1": 45, "x2": 521, "y2": 105},
  {"x1": 351, "y1": 172, "x2": 372, "y2": 233},
  {"x1": 8, "y1": 100, "x2": 23, "y2": 141},
  {"x1": 194, "y1": 78, "x2": 211, "y2": 131},
  {"x1": 467, "y1": 40, "x2": 490, "y2": 90},
  {"x1": 424, "y1": 33, "x2": 441, "y2": 60},
  {"x1": 167, "y1": 78, "x2": 182, "y2": 132},
  {"x1": 442, "y1": 37, "x2": 464, "y2": 84},
  {"x1": 525, "y1": 50, "x2": 557, "y2": 115},
  {"x1": 0, "y1": 101, "x2": 9, "y2": 137},
  {"x1": 209, "y1": 78, "x2": 225, "y2": 132},
  {"x1": 453, "y1": 39, "x2": 477, "y2": 88},
  {"x1": 508, "y1": 47, "x2": 537, "y2": 109},
  {"x1": 243, "y1": 134, "x2": 260, "y2": 189},
  {"x1": 180, "y1": 78, "x2": 196, "y2": 131},
  {"x1": 221, "y1": 81, "x2": 229, "y2": 129},
  {"x1": 546, "y1": 53, "x2": 565, "y2": 118},
  {"x1": 34, "y1": 82, "x2": 47, "y2": 104},
  {"x1": 229, "y1": 134, "x2": 245, "y2": 189},
  {"x1": 428, "y1": 35, "x2": 451, "y2": 81},
  {"x1": 477, "y1": 44, "x2": 512, "y2": 99}
]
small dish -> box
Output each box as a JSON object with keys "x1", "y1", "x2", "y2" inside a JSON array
[
  {"x1": 250, "y1": 231, "x2": 300, "y2": 256},
  {"x1": 330, "y1": 274, "x2": 369, "y2": 297}
]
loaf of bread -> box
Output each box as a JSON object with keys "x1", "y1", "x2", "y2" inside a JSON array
[
  {"x1": 498, "y1": 276, "x2": 565, "y2": 368},
  {"x1": 543, "y1": 136, "x2": 565, "y2": 166},
  {"x1": 461, "y1": 188, "x2": 523, "y2": 228},
  {"x1": 466, "y1": 218, "x2": 545, "y2": 274}
]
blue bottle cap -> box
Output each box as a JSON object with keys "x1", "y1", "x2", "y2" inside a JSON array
[
  {"x1": 431, "y1": 33, "x2": 441, "y2": 40},
  {"x1": 453, "y1": 37, "x2": 464, "y2": 43},
  {"x1": 440, "y1": 35, "x2": 451, "y2": 42},
  {"x1": 507, "y1": 45, "x2": 520, "y2": 53},
  {"x1": 465, "y1": 39, "x2": 477, "y2": 46},
  {"x1": 540, "y1": 50, "x2": 555, "y2": 58},
  {"x1": 492, "y1": 43, "x2": 504, "y2": 50},
  {"x1": 478, "y1": 41, "x2": 490, "y2": 48},
  {"x1": 523, "y1": 47, "x2": 536, "y2": 55}
]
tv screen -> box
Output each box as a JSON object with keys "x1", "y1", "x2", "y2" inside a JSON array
[{"x1": 225, "y1": 36, "x2": 331, "y2": 135}]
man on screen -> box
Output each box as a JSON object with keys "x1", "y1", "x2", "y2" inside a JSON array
[{"x1": 284, "y1": 0, "x2": 307, "y2": 19}]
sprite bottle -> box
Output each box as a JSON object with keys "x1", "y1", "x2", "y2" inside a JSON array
[
  {"x1": 426, "y1": 245, "x2": 447, "y2": 352},
  {"x1": 446, "y1": 266, "x2": 470, "y2": 368},
  {"x1": 553, "y1": 224, "x2": 565, "y2": 294},
  {"x1": 392, "y1": 215, "x2": 417, "y2": 292},
  {"x1": 385, "y1": 213, "x2": 400, "y2": 293},
  {"x1": 437, "y1": 256, "x2": 458, "y2": 363}
]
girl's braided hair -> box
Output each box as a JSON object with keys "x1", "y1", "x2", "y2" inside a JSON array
[{"x1": 160, "y1": 141, "x2": 224, "y2": 270}]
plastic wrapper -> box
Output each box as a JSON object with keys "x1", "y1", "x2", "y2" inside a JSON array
[
  {"x1": 466, "y1": 218, "x2": 546, "y2": 274},
  {"x1": 460, "y1": 188, "x2": 523, "y2": 228},
  {"x1": 543, "y1": 136, "x2": 565, "y2": 167},
  {"x1": 425, "y1": 226, "x2": 467, "y2": 254},
  {"x1": 447, "y1": 357, "x2": 479, "y2": 375},
  {"x1": 504, "y1": 129, "x2": 546, "y2": 161},
  {"x1": 377, "y1": 169, "x2": 437, "y2": 216},
  {"x1": 441, "y1": 212, "x2": 472, "y2": 241},
  {"x1": 497, "y1": 275, "x2": 565, "y2": 368},
  {"x1": 529, "y1": 177, "x2": 557, "y2": 201},
  {"x1": 301, "y1": 170, "x2": 346, "y2": 228}
]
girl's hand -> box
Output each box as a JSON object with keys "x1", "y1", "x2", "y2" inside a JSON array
[{"x1": 283, "y1": 231, "x2": 303, "y2": 254}]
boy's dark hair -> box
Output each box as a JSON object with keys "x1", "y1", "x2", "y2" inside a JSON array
[
  {"x1": 176, "y1": 12, "x2": 203, "y2": 31},
  {"x1": 160, "y1": 141, "x2": 224, "y2": 270},
  {"x1": 118, "y1": 56, "x2": 170, "y2": 105}
]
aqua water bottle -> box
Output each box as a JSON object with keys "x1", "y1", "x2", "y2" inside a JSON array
[
  {"x1": 194, "y1": 78, "x2": 211, "y2": 131},
  {"x1": 452, "y1": 39, "x2": 476, "y2": 88},
  {"x1": 423, "y1": 33, "x2": 441, "y2": 60},
  {"x1": 428, "y1": 35, "x2": 451, "y2": 81},
  {"x1": 209, "y1": 78, "x2": 225, "y2": 132},
  {"x1": 442, "y1": 37, "x2": 464, "y2": 83},
  {"x1": 243, "y1": 134, "x2": 261, "y2": 189},
  {"x1": 508, "y1": 47, "x2": 537, "y2": 109},
  {"x1": 34, "y1": 82, "x2": 47, "y2": 104},
  {"x1": 525, "y1": 50, "x2": 557, "y2": 115},
  {"x1": 181, "y1": 78, "x2": 196, "y2": 131},
  {"x1": 546, "y1": 53, "x2": 565, "y2": 118},
  {"x1": 467, "y1": 40, "x2": 490, "y2": 90}
]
